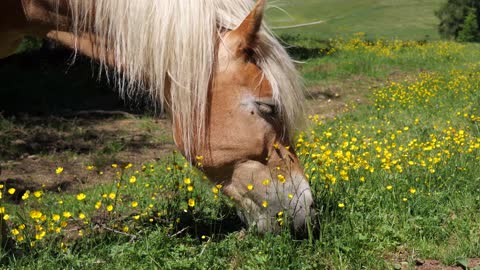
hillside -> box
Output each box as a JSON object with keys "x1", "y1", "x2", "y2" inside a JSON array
[{"x1": 267, "y1": 0, "x2": 445, "y2": 40}]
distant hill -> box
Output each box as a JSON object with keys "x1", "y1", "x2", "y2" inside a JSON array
[{"x1": 266, "y1": 0, "x2": 445, "y2": 40}]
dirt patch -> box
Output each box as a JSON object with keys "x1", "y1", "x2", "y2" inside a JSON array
[{"x1": 0, "y1": 115, "x2": 175, "y2": 196}]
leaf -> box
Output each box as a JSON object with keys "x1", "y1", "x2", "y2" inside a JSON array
[{"x1": 456, "y1": 258, "x2": 468, "y2": 270}]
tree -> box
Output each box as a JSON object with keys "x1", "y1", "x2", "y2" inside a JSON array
[
  {"x1": 435, "y1": 0, "x2": 480, "y2": 41},
  {"x1": 457, "y1": 8, "x2": 480, "y2": 42}
]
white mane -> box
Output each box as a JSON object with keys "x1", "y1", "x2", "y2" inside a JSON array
[{"x1": 65, "y1": 0, "x2": 304, "y2": 159}]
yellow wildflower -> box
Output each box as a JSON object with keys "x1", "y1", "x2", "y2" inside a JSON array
[
  {"x1": 35, "y1": 231, "x2": 46, "y2": 240},
  {"x1": 33, "y1": 191, "x2": 42, "y2": 198},
  {"x1": 106, "y1": 205, "x2": 114, "y2": 212},
  {"x1": 188, "y1": 198, "x2": 195, "y2": 208},
  {"x1": 131, "y1": 201, "x2": 138, "y2": 208},
  {"x1": 262, "y1": 179, "x2": 270, "y2": 186},
  {"x1": 338, "y1": 203, "x2": 345, "y2": 208},
  {"x1": 386, "y1": 185, "x2": 393, "y2": 190},
  {"x1": 52, "y1": 214, "x2": 60, "y2": 221},
  {"x1": 262, "y1": 201, "x2": 268, "y2": 208},
  {"x1": 95, "y1": 201, "x2": 102, "y2": 209},
  {"x1": 30, "y1": 210, "x2": 43, "y2": 219},
  {"x1": 76, "y1": 193, "x2": 86, "y2": 201},
  {"x1": 63, "y1": 212, "x2": 72, "y2": 218},
  {"x1": 277, "y1": 174, "x2": 286, "y2": 184},
  {"x1": 184, "y1": 178, "x2": 191, "y2": 185},
  {"x1": 8, "y1": 188, "x2": 15, "y2": 195},
  {"x1": 55, "y1": 167, "x2": 64, "y2": 174},
  {"x1": 409, "y1": 188, "x2": 416, "y2": 194},
  {"x1": 129, "y1": 176, "x2": 137, "y2": 184},
  {"x1": 247, "y1": 184, "x2": 254, "y2": 191}
]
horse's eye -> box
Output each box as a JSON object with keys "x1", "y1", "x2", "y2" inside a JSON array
[{"x1": 255, "y1": 101, "x2": 276, "y2": 115}]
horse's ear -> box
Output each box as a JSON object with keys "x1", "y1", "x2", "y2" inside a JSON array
[{"x1": 231, "y1": 0, "x2": 266, "y2": 51}]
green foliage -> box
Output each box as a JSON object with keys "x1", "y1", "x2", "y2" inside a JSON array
[
  {"x1": 14, "y1": 36, "x2": 44, "y2": 54},
  {"x1": 457, "y1": 8, "x2": 480, "y2": 42},
  {"x1": 435, "y1": 0, "x2": 480, "y2": 40}
]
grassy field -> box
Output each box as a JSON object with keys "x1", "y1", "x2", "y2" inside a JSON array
[
  {"x1": 267, "y1": 0, "x2": 445, "y2": 40},
  {"x1": 1, "y1": 35, "x2": 479, "y2": 269}
]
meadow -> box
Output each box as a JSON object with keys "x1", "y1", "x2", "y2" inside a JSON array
[
  {"x1": 267, "y1": 0, "x2": 445, "y2": 40},
  {"x1": 0, "y1": 33, "x2": 479, "y2": 269}
]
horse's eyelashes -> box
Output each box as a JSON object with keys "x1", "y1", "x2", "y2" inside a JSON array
[{"x1": 256, "y1": 102, "x2": 276, "y2": 116}]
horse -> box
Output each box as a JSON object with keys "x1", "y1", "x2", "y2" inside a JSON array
[{"x1": 0, "y1": 0, "x2": 314, "y2": 233}]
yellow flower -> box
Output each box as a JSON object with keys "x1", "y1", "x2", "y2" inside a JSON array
[
  {"x1": 18, "y1": 224, "x2": 25, "y2": 230},
  {"x1": 338, "y1": 203, "x2": 345, "y2": 208},
  {"x1": 212, "y1": 187, "x2": 219, "y2": 194},
  {"x1": 262, "y1": 201, "x2": 268, "y2": 208},
  {"x1": 86, "y1": 165, "x2": 95, "y2": 171},
  {"x1": 106, "y1": 205, "x2": 114, "y2": 212},
  {"x1": 30, "y1": 210, "x2": 43, "y2": 219},
  {"x1": 8, "y1": 188, "x2": 15, "y2": 195},
  {"x1": 108, "y1": 193, "x2": 116, "y2": 200},
  {"x1": 95, "y1": 201, "x2": 102, "y2": 209},
  {"x1": 129, "y1": 176, "x2": 137, "y2": 183},
  {"x1": 0, "y1": 207, "x2": 5, "y2": 214},
  {"x1": 17, "y1": 235, "x2": 25, "y2": 242},
  {"x1": 187, "y1": 185, "x2": 193, "y2": 192},
  {"x1": 33, "y1": 191, "x2": 42, "y2": 198},
  {"x1": 402, "y1": 198, "x2": 408, "y2": 202},
  {"x1": 288, "y1": 193, "x2": 294, "y2": 200},
  {"x1": 247, "y1": 184, "x2": 254, "y2": 191},
  {"x1": 277, "y1": 174, "x2": 286, "y2": 184},
  {"x1": 125, "y1": 163, "x2": 133, "y2": 169},
  {"x1": 386, "y1": 185, "x2": 393, "y2": 190},
  {"x1": 3, "y1": 214, "x2": 10, "y2": 221},
  {"x1": 21, "y1": 191, "x2": 30, "y2": 200},
  {"x1": 63, "y1": 212, "x2": 72, "y2": 218},
  {"x1": 55, "y1": 167, "x2": 64, "y2": 174},
  {"x1": 11, "y1": 229, "x2": 20, "y2": 236},
  {"x1": 131, "y1": 201, "x2": 138, "y2": 208},
  {"x1": 123, "y1": 226, "x2": 129, "y2": 233},
  {"x1": 52, "y1": 214, "x2": 60, "y2": 221},
  {"x1": 188, "y1": 198, "x2": 195, "y2": 208},
  {"x1": 111, "y1": 163, "x2": 118, "y2": 168},
  {"x1": 184, "y1": 178, "x2": 191, "y2": 185},
  {"x1": 262, "y1": 179, "x2": 270, "y2": 186},
  {"x1": 409, "y1": 188, "x2": 416, "y2": 194},
  {"x1": 78, "y1": 213, "x2": 86, "y2": 219},
  {"x1": 76, "y1": 193, "x2": 86, "y2": 201},
  {"x1": 35, "y1": 231, "x2": 46, "y2": 240},
  {"x1": 133, "y1": 215, "x2": 140, "y2": 220}
]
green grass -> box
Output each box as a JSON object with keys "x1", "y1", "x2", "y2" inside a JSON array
[
  {"x1": 267, "y1": 0, "x2": 445, "y2": 40},
  {"x1": 2, "y1": 38, "x2": 480, "y2": 269}
]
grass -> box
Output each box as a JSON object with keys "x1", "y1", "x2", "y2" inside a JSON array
[
  {"x1": 266, "y1": 0, "x2": 445, "y2": 40},
  {"x1": 1, "y1": 37, "x2": 480, "y2": 269}
]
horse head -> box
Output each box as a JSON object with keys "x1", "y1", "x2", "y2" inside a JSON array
[{"x1": 174, "y1": 0, "x2": 315, "y2": 234}]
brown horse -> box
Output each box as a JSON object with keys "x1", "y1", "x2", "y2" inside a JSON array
[{"x1": 0, "y1": 0, "x2": 314, "y2": 233}]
